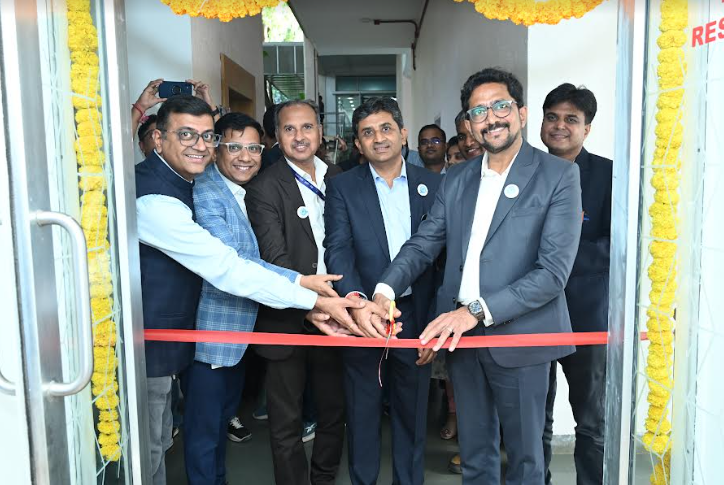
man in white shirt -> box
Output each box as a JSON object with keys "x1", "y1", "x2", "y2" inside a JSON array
[
  {"x1": 245, "y1": 100, "x2": 348, "y2": 485},
  {"x1": 373, "y1": 68, "x2": 583, "y2": 485},
  {"x1": 135, "y1": 96, "x2": 363, "y2": 485}
]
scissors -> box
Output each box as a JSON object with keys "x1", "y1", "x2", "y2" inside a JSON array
[{"x1": 378, "y1": 300, "x2": 397, "y2": 387}]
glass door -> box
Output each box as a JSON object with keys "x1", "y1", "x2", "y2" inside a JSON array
[{"x1": 0, "y1": 0, "x2": 147, "y2": 483}]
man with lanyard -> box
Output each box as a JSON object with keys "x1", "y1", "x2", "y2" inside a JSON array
[{"x1": 246, "y1": 100, "x2": 348, "y2": 485}]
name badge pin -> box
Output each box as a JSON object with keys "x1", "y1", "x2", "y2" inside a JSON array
[
  {"x1": 417, "y1": 184, "x2": 429, "y2": 197},
  {"x1": 297, "y1": 206, "x2": 309, "y2": 219},
  {"x1": 504, "y1": 184, "x2": 519, "y2": 199}
]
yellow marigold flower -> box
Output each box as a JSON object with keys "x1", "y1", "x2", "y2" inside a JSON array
[
  {"x1": 95, "y1": 393, "x2": 120, "y2": 410},
  {"x1": 646, "y1": 417, "x2": 671, "y2": 435},
  {"x1": 643, "y1": 432, "x2": 671, "y2": 455},
  {"x1": 99, "y1": 410, "x2": 118, "y2": 422},
  {"x1": 75, "y1": 108, "x2": 102, "y2": 124},
  {"x1": 656, "y1": 30, "x2": 686, "y2": 49}
]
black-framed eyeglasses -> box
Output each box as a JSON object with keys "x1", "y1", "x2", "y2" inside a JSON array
[
  {"x1": 218, "y1": 142, "x2": 265, "y2": 156},
  {"x1": 160, "y1": 129, "x2": 221, "y2": 148},
  {"x1": 466, "y1": 100, "x2": 517, "y2": 123},
  {"x1": 419, "y1": 137, "x2": 443, "y2": 147}
]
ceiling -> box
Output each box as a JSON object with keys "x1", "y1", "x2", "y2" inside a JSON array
[{"x1": 288, "y1": 0, "x2": 426, "y2": 56}]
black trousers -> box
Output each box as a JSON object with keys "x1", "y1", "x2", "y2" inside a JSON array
[
  {"x1": 265, "y1": 345, "x2": 345, "y2": 485},
  {"x1": 543, "y1": 345, "x2": 606, "y2": 485},
  {"x1": 342, "y1": 298, "x2": 431, "y2": 485}
]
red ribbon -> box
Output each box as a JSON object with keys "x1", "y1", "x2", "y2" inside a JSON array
[{"x1": 144, "y1": 329, "x2": 641, "y2": 349}]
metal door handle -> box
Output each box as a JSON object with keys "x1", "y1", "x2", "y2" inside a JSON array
[{"x1": 32, "y1": 211, "x2": 94, "y2": 397}]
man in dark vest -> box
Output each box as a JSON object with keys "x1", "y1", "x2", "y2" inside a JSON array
[
  {"x1": 135, "y1": 95, "x2": 365, "y2": 485},
  {"x1": 539, "y1": 83, "x2": 612, "y2": 485}
]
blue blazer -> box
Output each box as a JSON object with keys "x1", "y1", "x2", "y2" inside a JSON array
[
  {"x1": 380, "y1": 141, "x2": 583, "y2": 367},
  {"x1": 192, "y1": 164, "x2": 298, "y2": 367},
  {"x1": 324, "y1": 162, "x2": 442, "y2": 328}
]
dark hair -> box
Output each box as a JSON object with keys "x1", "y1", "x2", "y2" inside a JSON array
[
  {"x1": 155, "y1": 95, "x2": 213, "y2": 132},
  {"x1": 138, "y1": 114, "x2": 157, "y2": 140},
  {"x1": 274, "y1": 99, "x2": 321, "y2": 130},
  {"x1": 447, "y1": 136, "x2": 459, "y2": 149},
  {"x1": 418, "y1": 124, "x2": 446, "y2": 141},
  {"x1": 352, "y1": 97, "x2": 404, "y2": 138},
  {"x1": 215, "y1": 112, "x2": 264, "y2": 139},
  {"x1": 263, "y1": 104, "x2": 277, "y2": 138},
  {"x1": 460, "y1": 68, "x2": 525, "y2": 112},
  {"x1": 454, "y1": 110, "x2": 467, "y2": 129},
  {"x1": 542, "y1": 83, "x2": 598, "y2": 124}
]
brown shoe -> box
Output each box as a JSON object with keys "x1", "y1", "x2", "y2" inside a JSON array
[{"x1": 448, "y1": 453, "x2": 462, "y2": 474}]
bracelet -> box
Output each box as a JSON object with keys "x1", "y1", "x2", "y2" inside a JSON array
[
  {"x1": 210, "y1": 106, "x2": 220, "y2": 116},
  {"x1": 132, "y1": 103, "x2": 145, "y2": 117},
  {"x1": 345, "y1": 291, "x2": 368, "y2": 300}
]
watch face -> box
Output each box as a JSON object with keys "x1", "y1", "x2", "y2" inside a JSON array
[{"x1": 469, "y1": 301, "x2": 483, "y2": 314}]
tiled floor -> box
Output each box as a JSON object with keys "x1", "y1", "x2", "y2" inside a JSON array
[{"x1": 166, "y1": 385, "x2": 653, "y2": 484}]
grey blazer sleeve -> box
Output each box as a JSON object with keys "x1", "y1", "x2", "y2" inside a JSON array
[
  {"x1": 379, "y1": 174, "x2": 448, "y2": 294},
  {"x1": 484, "y1": 162, "x2": 582, "y2": 324}
]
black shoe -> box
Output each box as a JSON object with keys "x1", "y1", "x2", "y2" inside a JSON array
[{"x1": 227, "y1": 416, "x2": 252, "y2": 443}]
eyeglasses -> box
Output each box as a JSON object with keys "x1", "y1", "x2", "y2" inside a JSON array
[
  {"x1": 466, "y1": 100, "x2": 517, "y2": 123},
  {"x1": 160, "y1": 129, "x2": 221, "y2": 148},
  {"x1": 218, "y1": 142, "x2": 265, "y2": 156},
  {"x1": 419, "y1": 137, "x2": 443, "y2": 147}
]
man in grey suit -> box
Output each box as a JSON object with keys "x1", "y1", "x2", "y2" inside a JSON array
[{"x1": 373, "y1": 68, "x2": 583, "y2": 484}]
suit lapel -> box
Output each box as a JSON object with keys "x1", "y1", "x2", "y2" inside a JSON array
[
  {"x1": 484, "y1": 141, "x2": 540, "y2": 246},
  {"x1": 207, "y1": 164, "x2": 259, "y2": 249},
  {"x1": 278, "y1": 162, "x2": 316, "y2": 246},
  {"x1": 459, "y1": 158, "x2": 483, "y2": 262},
  {"x1": 575, "y1": 148, "x2": 591, "y2": 207},
  {"x1": 358, "y1": 166, "x2": 391, "y2": 261},
  {"x1": 406, "y1": 163, "x2": 424, "y2": 234}
]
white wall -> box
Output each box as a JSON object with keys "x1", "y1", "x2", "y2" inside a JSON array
[
  {"x1": 126, "y1": 0, "x2": 266, "y2": 151},
  {"x1": 125, "y1": 0, "x2": 193, "y2": 111},
  {"x1": 190, "y1": 15, "x2": 265, "y2": 122},
  {"x1": 303, "y1": 36, "x2": 317, "y2": 100},
  {"x1": 409, "y1": 0, "x2": 528, "y2": 148}
]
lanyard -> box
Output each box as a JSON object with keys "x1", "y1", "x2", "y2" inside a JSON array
[{"x1": 290, "y1": 166, "x2": 325, "y2": 201}]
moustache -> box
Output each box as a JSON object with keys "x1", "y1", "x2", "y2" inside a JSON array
[
  {"x1": 481, "y1": 122, "x2": 509, "y2": 135},
  {"x1": 292, "y1": 141, "x2": 310, "y2": 149}
]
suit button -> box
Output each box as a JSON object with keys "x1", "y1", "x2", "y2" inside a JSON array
[
  {"x1": 452, "y1": 297, "x2": 457, "y2": 304},
  {"x1": 459, "y1": 264, "x2": 464, "y2": 271},
  {"x1": 312, "y1": 263, "x2": 318, "y2": 269}
]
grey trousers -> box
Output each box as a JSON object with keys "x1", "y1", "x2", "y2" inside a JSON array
[{"x1": 147, "y1": 376, "x2": 174, "y2": 485}]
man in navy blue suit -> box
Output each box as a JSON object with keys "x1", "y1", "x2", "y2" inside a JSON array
[
  {"x1": 540, "y1": 83, "x2": 612, "y2": 485},
  {"x1": 324, "y1": 97, "x2": 441, "y2": 485}
]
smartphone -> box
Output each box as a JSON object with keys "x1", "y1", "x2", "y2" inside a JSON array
[{"x1": 158, "y1": 81, "x2": 193, "y2": 98}]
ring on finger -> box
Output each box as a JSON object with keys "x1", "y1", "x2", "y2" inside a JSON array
[{"x1": 446, "y1": 326, "x2": 454, "y2": 333}]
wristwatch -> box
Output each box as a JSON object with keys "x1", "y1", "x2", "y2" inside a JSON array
[{"x1": 467, "y1": 299, "x2": 486, "y2": 322}]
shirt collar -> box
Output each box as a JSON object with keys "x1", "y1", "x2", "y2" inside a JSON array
[
  {"x1": 480, "y1": 149, "x2": 520, "y2": 179},
  {"x1": 214, "y1": 163, "x2": 244, "y2": 196},
  {"x1": 286, "y1": 156, "x2": 328, "y2": 182},
  {"x1": 155, "y1": 149, "x2": 193, "y2": 184},
  {"x1": 369, "y1": 159, "x2": 407, "y2": 182}
]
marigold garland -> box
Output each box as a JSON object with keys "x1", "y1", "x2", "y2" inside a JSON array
[
  {"x1": 160, "y1": 0, "x2": 286, "y2": 22},
  {"x1": 452, "y1": 0, "x2": 605, "y2": 26},
  {"x1": 66, "y1": 0, "x2": 121, "y2": 462},
  {"x1": 643, "y1": 1, "x2": 687, "y2": 484}
]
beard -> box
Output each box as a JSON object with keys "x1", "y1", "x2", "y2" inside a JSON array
[{"x1": 479, "y1": 122, "x2": 519, "y2": 154}]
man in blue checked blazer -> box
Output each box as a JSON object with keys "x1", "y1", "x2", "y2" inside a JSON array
[{"x1": 182, "y1": 113, "x2": 344, "y2": 485}]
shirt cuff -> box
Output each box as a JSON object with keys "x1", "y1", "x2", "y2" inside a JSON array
[
  {"x1": 373, "y1": 283, "x2": 396, "y2": 302},
  {"x1": 294, "y1": 274, "x2": 302, "y2": 285},
  {"x1": 479, "y1": 297, "x2": 495, "y2": 327}
]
